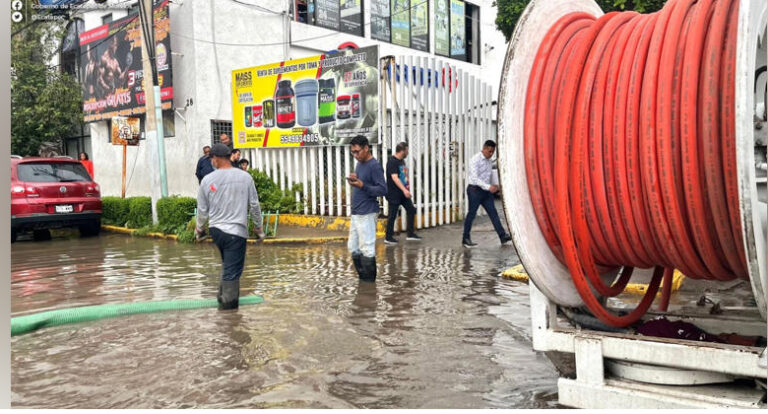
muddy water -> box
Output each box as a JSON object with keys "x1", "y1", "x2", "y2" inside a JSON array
[{"x1": 11, "y1": 225, "x2": 560, "y2": 408}]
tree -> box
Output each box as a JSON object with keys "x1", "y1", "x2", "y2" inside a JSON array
[
  {"x1": 11, "y1": 22, "x2": 83, "y2": 156},
  {"x1": 493, "y1": 0, "x2": 666, "y2": 42}
]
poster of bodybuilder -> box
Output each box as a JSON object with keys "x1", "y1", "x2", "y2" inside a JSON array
[
  {"x1": 231, "y1": 46, "x2": 380, "y2": 148},
  {"x1": 79, "y1": 0, "x2": 173, "y2": 123}
]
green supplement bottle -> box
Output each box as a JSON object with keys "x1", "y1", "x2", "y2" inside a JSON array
[{"x1": 318, "y1": 79, "x2": 336, "y2": 124}]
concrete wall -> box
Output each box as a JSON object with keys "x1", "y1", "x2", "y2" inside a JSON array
[{"x1": 85, "y1": 0, "x2": 508, "y2": 198}]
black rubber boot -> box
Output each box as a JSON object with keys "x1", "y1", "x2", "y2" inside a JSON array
[
  {"x1": 218, "y1": 279, "x2": 240, "y2": 310},
  {"x1": 352, "y1": 252, "x2": 364, "y2": 278},
  {"x1": 360, "y1": 256, "x2": 377, "y2": 282}
]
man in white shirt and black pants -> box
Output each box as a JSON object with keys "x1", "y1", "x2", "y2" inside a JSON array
[{"x1": 463, "y1": 140, "x2": 512, "y2": 248}]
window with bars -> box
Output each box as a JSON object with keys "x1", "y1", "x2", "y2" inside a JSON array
[{"x1": 210, "y1": 120, "x2": 233, "y2": 146}]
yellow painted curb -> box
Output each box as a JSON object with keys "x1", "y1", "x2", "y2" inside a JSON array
[
  {"x1": 278, "y1": 214, "x2": 388, "y2": 233},
  {"x1": 500, "y1": 264, "x2": 686, "y2": 296}
]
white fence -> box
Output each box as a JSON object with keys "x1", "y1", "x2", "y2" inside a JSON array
[{"x1": 244, "y1": 56, "x2": 495, "y2": 230}]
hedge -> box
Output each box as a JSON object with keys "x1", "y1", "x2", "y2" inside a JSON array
[
  {"x1": 102, "y1": 196, "x2": 130, "y2": 226},
  {"x1": 249, "y1": 169, "x2": 304, "y2": 213},
  {"x1": 157, "y1": 196, "x2": 197, "y2": 234},
  {"x1": 126, "y1": 197, "x2": 152, "y2": 229}
]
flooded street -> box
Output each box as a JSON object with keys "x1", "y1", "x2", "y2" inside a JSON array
[{"x1": 11, "y1": 218, "x2": 560, "y2": 408}]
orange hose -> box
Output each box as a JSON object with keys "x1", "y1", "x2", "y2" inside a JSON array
[{"x1": 524, "y1": 0, "x2": 747, "y2": 327}]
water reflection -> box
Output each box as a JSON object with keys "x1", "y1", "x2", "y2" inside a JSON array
[{"x1": 11, "y1": 232, "x2": 560, "y2": 408}]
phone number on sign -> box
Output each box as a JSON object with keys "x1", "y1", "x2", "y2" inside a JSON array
[{"x1": 280, "y1": 133, "x2": 320, "y2": 144}]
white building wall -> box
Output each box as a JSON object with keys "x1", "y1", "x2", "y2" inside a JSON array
[{"x1": 84, "y1": 0, "x2": 507, "y2": 199}]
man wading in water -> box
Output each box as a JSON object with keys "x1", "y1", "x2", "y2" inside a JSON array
[
  {"x1": 347, "y1": 135, "x2": 387, "y2": 282},
  {"x1": 196, "y1": 144, "x2": 264, "y2": 309}
]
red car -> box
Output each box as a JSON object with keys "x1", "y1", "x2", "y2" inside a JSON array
[{"x1": 11, "y1": 156, "x2": 102, "y2": 243}]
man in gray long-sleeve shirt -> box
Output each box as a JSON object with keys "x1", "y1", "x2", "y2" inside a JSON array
[
  {"x1": 196, "y1": 143, "x2": 263, "y2": 310},
  {"x1": 347, "y1": 135, "x2": 387, "y2": 282}
]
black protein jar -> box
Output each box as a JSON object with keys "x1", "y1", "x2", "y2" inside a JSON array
[{"x1": 275, "y1": 80, "x2": 296, "y2": 129}]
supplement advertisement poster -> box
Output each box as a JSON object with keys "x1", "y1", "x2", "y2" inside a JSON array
[
  {"x1": 231, "y1": 46, "x2": 379, "y2": 148},
  {"x1": 450, "y1": 0, "x2": 466, "y2": 58},
  {"x1": 435, "y1": 0, "x2": 449, "y2": 56},
  {"x1": 391, "y1": 0, "x2": 411, "y2": 48}
]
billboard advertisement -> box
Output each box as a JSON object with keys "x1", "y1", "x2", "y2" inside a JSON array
[
  {"x1": 370, "y1": 0, "x2": 390, "y2": 42},
  {"x1": 79, "y1": 1, "x2": 173, "y2": 123},
  {"x1": 339, "y1": 0, "x2": 363, "y2": 35},
  {"x1": 450, "y1": 0, "x2": 466, "y2": 58},
  {"x1": 390, "y1": 0, "x2": 410, "y2": 48},
  {"x1": 231, "y1": 46, "x2": 379, "y2": 148},
  {"x1": 410, "y1": 0, "x2": 429, "y2": 51},
  {"x1": 315, "y1": 0, "x2": 340, "y2": 31},
  {"x1": 435, "y1": 0, "x2": 449, "y2": 56}
]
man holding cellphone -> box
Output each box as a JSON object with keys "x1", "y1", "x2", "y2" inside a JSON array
[{"x1": 347, "y1": 135, "x2": 387, "y2": 282}]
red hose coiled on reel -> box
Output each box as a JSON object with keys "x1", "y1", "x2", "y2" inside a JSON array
[{"x1": 524, "y1": 0, "x2": 748, "y2": 327}]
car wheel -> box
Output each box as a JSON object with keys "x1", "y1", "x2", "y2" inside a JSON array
[
  {"x1": 33, "y1": 229, "x2": 52, "y2": 241},
  {"x1": 79, "y1": 219, "x2": 101, "y2": 237},
  {"x1": 11, "y1": 228, "x2": 17, "y2": 243}
]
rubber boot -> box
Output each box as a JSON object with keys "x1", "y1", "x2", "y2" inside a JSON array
[
  {"x1": 360, "y1": 256, "x2": 377, "y2": 282},
  {"x1": 217, "y1": 279, "x2": 240, "y2": 310},
  {"x1": 352, "y1": 252, "x2": 364, "y2": 278}
]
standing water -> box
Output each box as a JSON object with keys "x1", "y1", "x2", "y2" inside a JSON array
[{"x1": 11, "y1": 222, "x2": 560, "y2": 408}]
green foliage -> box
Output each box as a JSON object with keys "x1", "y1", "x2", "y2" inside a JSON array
[
  {"x1": 102, "y1": 196, "x2": 131, "y2": 226},
  {"x1": 157, "y1": 196, "x2": 197, "y2": 234},
  {"x1": 248, "y1": 169, "x2": 305, "y2": 214},
  {"x1": 175, "y1": 218, "x2": 197, "y2": 244},
  {"x1": 132, "y1": 224, "x2": 162, "y2": 237},
  {"x1": 493, "y1": 0, "x2": 666, "y2": 41},
  {"x1": 126, "y1": 197, "x2": 153, "y2": 229},
  {"x1": 11, "y1": 22, "x2": 83, "y2": 156}
]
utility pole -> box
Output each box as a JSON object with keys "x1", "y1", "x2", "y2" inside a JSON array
[{"x1": 139, "y1": 0, "x2": 168, "y2": 224}]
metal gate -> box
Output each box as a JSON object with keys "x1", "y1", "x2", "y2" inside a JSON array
[{"x1": 245, "y1": 55, "x2": 495, "y2": 230}]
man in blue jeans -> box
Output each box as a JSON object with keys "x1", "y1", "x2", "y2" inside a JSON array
[
  {"x1": 196, "y1": 143, "x2": 263, "y2": 309},
  {"x1": 462, "y1": 140, "x2": 512, "y2": 248},
  {"x1": 347, "y1": 135, "x2": 387, "y2": 281}
]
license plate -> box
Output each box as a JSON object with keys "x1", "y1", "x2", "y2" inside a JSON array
[{"x1": 55, "y1": 205, "x2": 73, "y2": 213}]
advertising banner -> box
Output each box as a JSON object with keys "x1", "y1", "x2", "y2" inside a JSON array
[
  {"x1": 339, "y1": 0, "x2": 362, "y2": 35},
  {"x1": 410, "y1": 0, "x2": 429, "y2": 51},
  {"x1": 231, "y1": 46, "x2": 379, "y2": 148},
  {"x1": 390, "y1": 0, "x2": 410, "y2": 48},
  {"x1": 110, "y1": 117, "x2": 141, "y2": 146},
  {"x1": 435, "y1": 0, "x2": 449, "y2": 56},
  {"x1": 315, "y1": 0, "x2": 340, "y2": 31},
  {"x1": 370, "y1": 0, "x2": 390, "y2": 42},
  {"x1": 79, "y1": 0, "x2": 173, "y2": 123},
  {"x1": 450, "y1": 0, "x2": 466, "y2": 58}
]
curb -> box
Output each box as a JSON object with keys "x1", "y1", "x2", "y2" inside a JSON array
[{"x1": 500, "y1": 264, "x2": 686, "y2": 296}]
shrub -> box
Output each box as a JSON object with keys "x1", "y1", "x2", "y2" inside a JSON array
[
  {"x1": 249, "y1": 169, "x2": 305, "y2": 214},
  {"x1": 126, "y1": 196, "x2": 152, "y2": 229},
  {"x1": 102, "y1": 196, "x2": 130, "y2": 226},
  {"x1": 157, "y1": 196, "x2": 197, "y2": 234}
]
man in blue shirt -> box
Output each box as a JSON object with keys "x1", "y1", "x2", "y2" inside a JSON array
[
  {"x1": 347, "y1": 135, "x2": 387, "y2": 282},
  {"x1": 195, "y1": 145, "x2": 214, "y2": 184}
]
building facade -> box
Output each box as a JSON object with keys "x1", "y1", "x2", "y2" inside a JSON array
[{"x1": 76, "y1": 0, "x2": 507, "y2": 198}]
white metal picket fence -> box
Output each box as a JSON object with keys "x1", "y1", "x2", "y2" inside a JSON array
[{"x1": 245, "y1": 56, "x2": 495, "y2": 230}]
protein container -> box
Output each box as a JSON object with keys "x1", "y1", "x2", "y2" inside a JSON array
[
  {"x1": 263, "y1": 99, "x2": 275, "y2": 128},
  {"x1": 275, "y1": 80, "x2": 296, "y2": 129},
  {"x1": 337, "y1": 95, "x2": 351, "y2": 120},
  {"x1": 295, "y1": 79, "x2": 319, "y2": 127},
  {"x1": 253, "y1": 104, "x2": 263, "y2": 127},
  {"x1": 352, "y1": 93, "x2": 362, "y2": 118},
  {"x1": 318, "y1": 79, "x2": 336, "y2": 124}
]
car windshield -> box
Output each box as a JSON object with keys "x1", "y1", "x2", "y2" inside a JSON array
[{"x1": 17, "y1": 162, "x2": 91, "y2": 183}]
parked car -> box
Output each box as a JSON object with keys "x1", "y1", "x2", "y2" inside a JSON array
[{"x1": 11, "y1": 156, "x2": 102, "y2": 243}]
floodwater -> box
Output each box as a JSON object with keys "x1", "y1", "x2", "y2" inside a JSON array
[{"x1": 11, "y1": 219, "x2": 561, "y2": 409}]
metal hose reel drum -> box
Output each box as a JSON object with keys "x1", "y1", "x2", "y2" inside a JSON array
[{"x1": 496, "y1": 0, "x2": 768, "y2": 320}]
